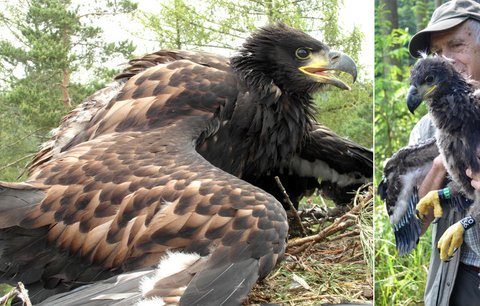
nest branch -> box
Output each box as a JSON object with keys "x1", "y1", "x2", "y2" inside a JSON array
[{"x1": 287, "y1": 185, "x2": 371, "y2": 255}]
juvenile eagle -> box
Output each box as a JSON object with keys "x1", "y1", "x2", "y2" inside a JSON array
[
  {"x1": 0, "y1": 24, "x2": 370, "y2": 305},
  {"x1": 406, "y1": 57, "x2": 480, "y2": 261}
]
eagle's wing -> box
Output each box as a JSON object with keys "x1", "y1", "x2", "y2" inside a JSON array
[
  {"x1": 378, "y1": 137, "x2": 438, "y2": 254},
  {"x1": 27, "y1": 81, "x2": 125, "y2": 175},
  {"x1": 0, "y1": 54, "x2": 288, "y2": 305},
  {"x1": 27, "y1": 50, "x2": 230, "y2": 175},
  {"x1": 289, "y1": 124, "x2": 373, "y2": 205}
]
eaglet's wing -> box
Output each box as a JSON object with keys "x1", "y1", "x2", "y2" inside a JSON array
[
  {"x1": 378, "y1": 138, "x2": 438, "y2": 254},
  {"x1": 0, "y1": 52, "x2": 288, "y2": 305},
  {"x1": 290, "y1": 124, "x2": 373, "y2": 205}
]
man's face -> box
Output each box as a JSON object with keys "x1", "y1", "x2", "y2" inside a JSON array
[{"x1": 430, "y1": 21, "x2": 480, "y2": 81}]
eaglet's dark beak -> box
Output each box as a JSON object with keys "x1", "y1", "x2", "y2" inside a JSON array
[
  {"x1": 406, "y1": 84, "x2": 437, "y2": 114},
  {"x1": 299, "y1": 50, "x2": 357, "y2": 90},
  {"x1": 407, "y1": 85, "x2": 422, "y2": 114}
]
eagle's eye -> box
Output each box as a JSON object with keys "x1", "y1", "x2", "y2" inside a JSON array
[
  {"x1": 425, "y1": 75, "x2": 434, "y2": 83},
  {"x1": 295, "y1": 48, "x2": 312, "y2": 60}
]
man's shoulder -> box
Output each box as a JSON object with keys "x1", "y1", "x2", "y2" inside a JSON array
[{"x1": 409, "y1": 114, "x2": 436, "y2": 145}]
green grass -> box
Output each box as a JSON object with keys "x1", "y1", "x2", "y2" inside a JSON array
[{"x1": 375, "y1": 197, "x2": 432, "y2": 305}]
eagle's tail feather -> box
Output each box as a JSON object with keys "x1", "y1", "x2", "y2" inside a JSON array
[
  {"x1": 36, "y1": 269, "x2": 153, "y2": 306},
  {"x1": 37, "y1": 250, "x2": 259, "y2": 306},
  {"x1": 0, "y1": 182, "x2": 55, "y2": 303},
  {"x1": 138, "y1": 251, "x2": 205, "y2": 305},
  {"x1": 0, "y1": 182, "x2": 44, "y2": 227},
  {"x1": 143, "y1": 250, "x2": 260, "y2": 306},
  {"x1": 180, "y1": 257, "x2": 259, "y2": 306}
]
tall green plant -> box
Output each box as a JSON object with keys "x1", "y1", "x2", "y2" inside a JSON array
[
  {"x1": 0, "y1": 0, "x2": 136, "y2": 127},
  {"x1": 375, "y1": 203, "x2": 432, "y2": 306},
  {"x1": 0, "y1": 0, "x2": 137, "y2": 180},
  {"x1": 375, "y1": 3, "x2": 420, "y2": 171},
  {"x1": 374, "y1": 1, "x2": 438, "y2": 305}
]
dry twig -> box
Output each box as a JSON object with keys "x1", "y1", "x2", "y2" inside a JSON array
[
  {"x1": 17, "y1": 282, "x2": 32, "y2": 306},
  {"x1": 0, "y1": 153, "x2": 36, "y2": 173},
  {"x1": 274, "y1": 176, "x2": 307, "y2": 236},
  {"x1": 329, "y1": 229, "x2": 361, "y2": 242},
  {"x1": 287, "y1": 194, "x2": 365, "y2": 255},
  {"x1": 0, "y1": 282, "x2": 32, "y2": 306}
]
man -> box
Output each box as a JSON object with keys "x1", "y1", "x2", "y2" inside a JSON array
[{"x1": 408, "y1": 0, "x2": 480, "y2": 305}]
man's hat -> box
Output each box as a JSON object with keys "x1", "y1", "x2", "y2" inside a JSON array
[{"x1": 409, "y1": 0, "x2": 480, "y2": 57}]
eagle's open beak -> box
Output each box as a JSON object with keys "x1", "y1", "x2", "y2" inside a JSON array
[
  {"x1": 407, "y1": 84, "x2": 437, "y2": 114},
  {"x1": 299, "y1": 51, "x2": 357, "y2": 90}
]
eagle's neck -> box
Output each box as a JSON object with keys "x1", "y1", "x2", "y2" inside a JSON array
[
  {"x1": 197, "y1": 54, "x2": 316, "y2": 177},
  {"x1": 238, "y1": 89, "x2": 314, "y2": 177},
  {"x1": 197, "y1": 76, "x2": 315, "y2": 178},
  {"x1": 428, "y1": 78, "x2": 480, "y2": 197},
  {"x1": 429, "y1": 79, "x2": 475, "y2": 132}
]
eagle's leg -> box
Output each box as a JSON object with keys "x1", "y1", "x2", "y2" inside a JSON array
[
  {"x1": 416, "y1": 189, "x2": 444, "y2": 219},
  {"x1": 437, "y1": 192, "x2": 479, "y2": 261},
  {"x1": 437, "y1": 222, "x2": 465, "y2": 261}
]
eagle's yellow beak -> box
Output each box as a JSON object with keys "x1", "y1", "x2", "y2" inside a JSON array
[{"x1": 299, "y1": 50, "x2": 357, "y2": 90}]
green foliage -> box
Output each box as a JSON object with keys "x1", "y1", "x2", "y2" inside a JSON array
[
  {"x1": 0, "y1": 0, "x2": 137, "y2": 180},
  {"x1": 0, "y1": 97, "x2": 43, "y2": 181},
  {"x1": 374, "y1": 20, "x2": 423, "y2": 175},
  {"x1": 5, "y1": 77, "x2": 64, "y2": 128},
  {"x1": 0, "y1": 284, "x2": 13, "y2": 305},
  {"x1": 316, "y1": 80, "x2": 373, "y2": 148},
  {"x1": 140, "y1": 0, "x2": 221, "y2": 50},
  {"x1": 374, "y1": 1, "x2": 438, "y2": 305},
  {"x1": 375, "y1": 200, "x2": 432, "y2": 305}
]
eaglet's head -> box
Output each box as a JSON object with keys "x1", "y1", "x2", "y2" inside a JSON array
[
  {"x1": 231, "y1": 23, "x2": 357, "y2": 94},
  {"x1": 407, "y1": 57, "x2": 467, "y2": 113}
]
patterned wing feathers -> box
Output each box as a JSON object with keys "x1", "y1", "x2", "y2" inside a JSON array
[{"x1": 0, "y1": 56, "x2": 287, "y2": 305}]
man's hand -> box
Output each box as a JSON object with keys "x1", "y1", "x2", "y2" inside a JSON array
[
  {"x1": 466, "y1": 168, "x2": 480, "y2": 190},
  {"x1": 416, "y1": 156, "x2": 447, "y2": 235}
]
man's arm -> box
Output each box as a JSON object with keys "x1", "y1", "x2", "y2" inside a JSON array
[{"x1": 419, "y1": 155, "x2": 447, "y2": 234}]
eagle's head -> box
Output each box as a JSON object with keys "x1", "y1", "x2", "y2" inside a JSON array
[
  {"x1": 407, "y1": 57, "x2": 467, "y2": 114},
  {"x1": 231, "y1": 23, "x2": 357, "y2": 95}
]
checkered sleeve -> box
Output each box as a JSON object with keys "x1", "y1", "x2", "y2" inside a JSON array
[{"x1": 461, "y1": 223, "x2": 480, "y2": 267}]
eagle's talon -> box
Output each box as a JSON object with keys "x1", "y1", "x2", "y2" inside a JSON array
[
  {"x1": 416, "y1": 190, "x2": 443, "y2": 219},
  {"x1": 437, "y1": 222, "x2": 464, "y2": 261},
  {"x1": 416, "y1": 209, "x2": 421, "y2": 220}
]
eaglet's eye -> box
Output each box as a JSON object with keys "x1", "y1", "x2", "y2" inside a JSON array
[
  {"x1": 295, "y1": 48, "x2": 312, "y2": 60},
  {"x1": 425, "y1": 75, "x2": 434, "y2": 83}
]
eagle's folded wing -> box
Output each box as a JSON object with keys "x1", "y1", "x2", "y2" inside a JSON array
[
  {"x1": 26, "y1": 50, "x2": 230, "y2": 176},
  {"x1": 0, "y1": 56, "x2": 287, "y2": 305}
]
